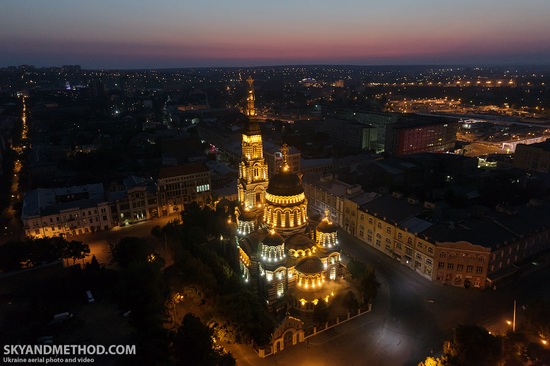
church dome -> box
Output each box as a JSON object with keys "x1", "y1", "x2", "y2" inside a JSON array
[
  {"x1": 244, "y1": 120, "x2": 261, "y2": 136},
  {"x1": 317, "y1": 219, "x2": 338, "y2": 233},
  {"x1": 263, "y1": 231, "x2": 285, "y2": 247},
  {"x1": 286, "y1": 233, "x2": 315, "y2": 252},
  {"x1": 263, "y1": 144, "x2": 308, "y2": 237},
  {"x1": 267, "y1": 172, "x2": 304, "y2": 196},
  {"x1": 239, "y1": 209, "x2": 257, "y2": 221},
  {"x1": 295, "y1": 256, "x2": 324, "y2": 274}
]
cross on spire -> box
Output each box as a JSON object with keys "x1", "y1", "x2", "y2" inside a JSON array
[{"x1": 280, "y1": 144, "x2": 290, "y2": 172}]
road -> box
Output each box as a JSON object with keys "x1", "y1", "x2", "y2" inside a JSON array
[
  {"x1": 77, "y1": 214, "x2": 180, "y2": 267},
  {"x1": 227, "y1": 230, "x2": 550, "y2": 366}
]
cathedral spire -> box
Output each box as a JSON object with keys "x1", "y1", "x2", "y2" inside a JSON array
[
  {"x1": 280, "y1": 143, "x2": 290, "y2": 172},
  {"x1": 246, "y1": 76, "x2": 256, "y2": 117}
]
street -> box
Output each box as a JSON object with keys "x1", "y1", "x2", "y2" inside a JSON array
[
  {"x1": 77, "y1": 214, "x2": 179, "y2": 267},
  {"x1": 226, "y1": 230, "x2": 550, "y2": 366},
  {"x1": 12, "y1": 211, "x2": 547, "y2": 366}
]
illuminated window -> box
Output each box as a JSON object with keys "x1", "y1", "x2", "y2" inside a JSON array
[{"x1": 277, "y1": 282, "x2": 284, "y2": 297}]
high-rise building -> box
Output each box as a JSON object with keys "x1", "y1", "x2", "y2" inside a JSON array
[{"x1": 385, "y1": 115, "x2": 457, "y2": 156}]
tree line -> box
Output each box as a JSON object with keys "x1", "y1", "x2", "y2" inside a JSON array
[{"x1": 0, "y1": 236, "x2": 90, "y2": 273}]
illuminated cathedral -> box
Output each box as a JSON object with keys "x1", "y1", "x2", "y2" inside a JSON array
[{"x1": 234, "y1": 77, "x2": 343, "y2": 311}]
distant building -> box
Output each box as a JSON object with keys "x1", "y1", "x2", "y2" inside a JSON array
[
  {"x1": 513, "y1": 139, "x2": 550, "y2": 172},
  {"x1": 317, "y1": 116, "x2": 375, "y2": 151},
  {"x1": 385, "y1": 115, "x2": 457, "y2": 156},
  {"x1": 324, "y1": 109, "x2": 400, "y2": 152},
  {"x1": 264, "y1": 142, "x2": 301, "y2": 177},
  {"x1": 302, "y1": 172, "x2": 374, "y2": 228},
  {"x1": 107, "y1": 176, "x2": 158, "y2": 226},
  {"x1": 21, "y1": 183, "x2": 113, "y2": 238},
  {"x1": 157, "y1": 163, "x2": 211, "y2": 216}
]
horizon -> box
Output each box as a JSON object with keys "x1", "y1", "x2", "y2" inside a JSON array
[
  {"x1": 2, "y1": 1, "x2": 550, "y2": 69},
  {"x1": 5, "y1": 62, "x2": 550, "y2": 72}
]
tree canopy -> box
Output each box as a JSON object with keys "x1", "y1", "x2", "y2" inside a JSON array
[{"x1": 172, "y1": 313, "x2": 235, "y2": 366}]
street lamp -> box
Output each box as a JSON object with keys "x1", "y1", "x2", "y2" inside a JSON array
[
  {"x1": 172, "y1": 293, "x2": 184, "y2": 323},
  {"x1": 513, "y1": 300, "x2": 516, "y2": 332}
]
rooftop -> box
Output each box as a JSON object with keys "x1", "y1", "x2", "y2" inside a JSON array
[
  {"x1": 22, "y1": 183, "x2": 106, "y2": 218},
  {"x1": 158, "y1": 163, "x2": 209, "y2": 179},
  {"x1": 360, "y1": 194, "x2": 426, "y2": 224}
]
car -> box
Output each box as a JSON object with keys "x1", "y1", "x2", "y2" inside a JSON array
[
  {"x1": 85, "y1": 290, "x2": 95, "y2": 303},
  {"x1": 37, "y1": 336, "x2": 53, "y2": 345},
  {"x1": 48, "y1": 312, "x2": 73, "y2": 325}
]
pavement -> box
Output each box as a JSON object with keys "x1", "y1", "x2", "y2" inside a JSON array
[
  {"x1": 224, "y1": 230, "x2": 550, "y2": 366},
  {"x1": 75, "y1": 214, "x2": 179, "y2": 268}
]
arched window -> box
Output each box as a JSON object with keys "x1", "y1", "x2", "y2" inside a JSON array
[
  {"x1": 277, "y1": 282, "x2": 284, "y2": 297},
  {"x1": 330, "y1": 266, "x2": 336, "y2": 280}
]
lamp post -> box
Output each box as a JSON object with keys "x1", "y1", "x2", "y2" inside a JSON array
[
  {"x1": 513, "y1": 299, "x2": 516, "y2": 332},
  {"x1": 172, "y1": 293, "x2": 184, "y2": 324}
]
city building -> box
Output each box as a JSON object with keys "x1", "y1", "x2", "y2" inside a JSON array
[
  {"x1": 157, "y1": 163, "x2": 211, "y2": 216},
  {"x1": 385, "y1": 115, "x2": 457, "y2": 156},
  {"x1": 513, "y1": 139, "x2": 550, "y2": 172},
  {"x1": 351, "y1": 194, "x2": 550, "y2": 288},
  {"x1": 316, "y1": 116, "x2": 375, "y2": 151},
  {"x1": 107, "y1": 176, "x2": 158, "y2": 226},
  {"x1": 21, "y1": 183, "x2": 113, "y2": 238},
  {"x1": 264, "y1": 141, "x2": 301, "y2": 177},
  {"x1": 324, "y1": 109, "x2": 400, "y2": 152}
]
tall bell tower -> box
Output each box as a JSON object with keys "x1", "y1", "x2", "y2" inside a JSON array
[{"x1": 238, "y1": 77, "x2": 268, "y2": 210}]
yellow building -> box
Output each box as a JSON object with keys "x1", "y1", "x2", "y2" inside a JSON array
[{"x1": 235, "y1": 79, "x2": 344, "y2": 310}]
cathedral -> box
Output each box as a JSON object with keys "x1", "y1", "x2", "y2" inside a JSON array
[{"x1": 233, "y1": 78, "x2": 344, "y2": 311}]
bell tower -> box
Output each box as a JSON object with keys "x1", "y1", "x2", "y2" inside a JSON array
[{"x1": 238, "y1": 77, "x2": 268, "y2": 210}]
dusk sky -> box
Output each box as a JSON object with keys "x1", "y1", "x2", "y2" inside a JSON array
[{"x1": 2, "y1": 0, "x2": 550, "y2": 69}]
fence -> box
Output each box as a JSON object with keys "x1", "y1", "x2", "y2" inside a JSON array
[{"x1": 254, "y1": 303, "x2": 372, "y2": 358}]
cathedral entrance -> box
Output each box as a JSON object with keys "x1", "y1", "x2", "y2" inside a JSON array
[{"x1": 284, "y1": 330, "x2": 294, "y2": 348}]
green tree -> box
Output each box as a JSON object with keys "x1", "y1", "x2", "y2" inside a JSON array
[
  {"x1": 312, "y1": 299, "x2": 329, "y2": 325},
  {"x1": 524, "y1": 300, "x2": 550, "y2": 340},
  {"x1": 110, "y1": 236, "x2": 154, "y2": 267},
  {"x1": 29, "y1": 237, "x2": 64, "y2": 265},
  {"x1": 0, "y1": 240, "x2": 29, "y2": 272},
  {"x1": 346, "y1": 258, "x2": 367, "y2": 280},
  {"x1": 342, "y1": 290, "x2": 359, "y2": 312},
  {"x1": 172, "y1": 313, "x2": 235, "y2": 366},
  {"x1": 117, "y1": 260, "x2": 167, "y2": 336},
  {"x1": 151, "y1": 225, "x2": 163, "y2": 239},
  {"x1": 446, "y1": 325, "x2": 502, "y2": 366},
  {"x1": 66, "y1": 240, "x2": 90, "y2": 265},
  {"x1": 359, "y1": 268, "x2": 380, "y2": 304}
]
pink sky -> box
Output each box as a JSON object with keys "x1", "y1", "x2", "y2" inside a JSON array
[{"x1": 1, "y1": 0, "x2": 549, "y2": 68}]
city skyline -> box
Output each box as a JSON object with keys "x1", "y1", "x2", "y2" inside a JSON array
[{"x1": 2, "y1": 0, "x2": 550, "y2": 69}]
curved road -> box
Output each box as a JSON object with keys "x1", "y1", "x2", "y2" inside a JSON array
[{"x1": 229, "y1": 230, "x2": 550, "y2": 366}]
